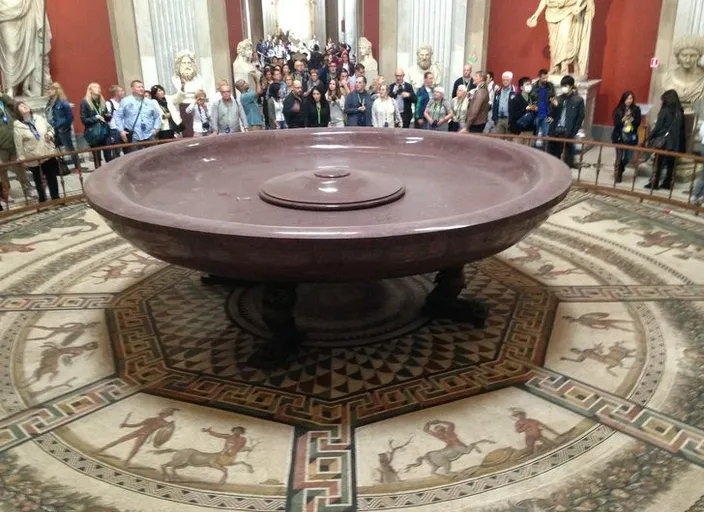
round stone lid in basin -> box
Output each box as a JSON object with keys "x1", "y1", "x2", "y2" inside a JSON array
[
  {"x1": 84, "y1": 128, "x2": 572, "y2": 282},
  {"x1": 259, "y1": 169, "x2": 406, "y2": 210}
]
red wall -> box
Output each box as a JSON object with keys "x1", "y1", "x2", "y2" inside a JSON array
[
  {"x1": 225, "y1": 0, "x2": 244, "y2": 63},
  {"x1": 362, "y1": 0, "x2": 380, "y2": 61},
  {"x1": 45, "y1": 0, "x2": 117, "y2": 133},
  {"x1": 486, "y1": 0, "x2": 662, "y2": 126}
]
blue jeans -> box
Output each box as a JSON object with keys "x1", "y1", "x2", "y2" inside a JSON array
[
  {"x1": 56, "y1": 126, "x2": 81, "y2": 169},
  {"x1": 535, "y1": 117, "x2": 550, "y2": 149},
  {"x1": 692, "y1": 172, "x2": 704, "y2": 199},
  {"x1": 108, "y1": 128, "x2": 122, "y2": 160}
]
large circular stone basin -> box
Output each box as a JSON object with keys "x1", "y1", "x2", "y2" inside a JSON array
[{"x1": 85, "y1": 129, "x2": 571, "y2": 282}]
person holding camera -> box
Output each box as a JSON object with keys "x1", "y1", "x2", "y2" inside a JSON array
[
  {"x1": 114, "y1": 80, "x2": 162, "y2": 153},
  {"x1": 186, "y1": 90, "x2": 212, "y2": 136},
  {"x1": 424, "y1": 87, "x2": 454, "y2": 132}
]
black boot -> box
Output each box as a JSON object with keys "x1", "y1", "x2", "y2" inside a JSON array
[{"x1": 615, "y1": 163, "x2": 625, "y2": 183}]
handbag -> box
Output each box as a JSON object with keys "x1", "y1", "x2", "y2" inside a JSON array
[
  {"x1": 84, "y1": 121, "x2": 109, "y2": 147},
  {"x1": 516, "y1": 111, "x2": 536, "y2": 131},
  {"x1": 648, "y1": 112, "x2": 678, "y2": 150}
]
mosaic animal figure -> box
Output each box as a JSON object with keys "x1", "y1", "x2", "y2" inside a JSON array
[
  {"x1": 375, "y1": 437, "x2": 412, "y2": 484},
  {"x1": 404, "y1": 420, "x2": 495, "y2": 476},
  {"x1": 7, "y1": 210, "x2": 99, "y2": 240},
  {"x1": 20, "y1": 341, "x2": 99, "y2": 386},
  {"x1": 154, "y1": 426, "x2": 257, "y2": 485}
]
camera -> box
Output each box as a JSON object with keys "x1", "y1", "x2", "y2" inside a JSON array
[{"x1": 202, "y1": 122, "x2": 211, "y2": 131}]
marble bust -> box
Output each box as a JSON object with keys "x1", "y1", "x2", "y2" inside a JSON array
[
  {"x1": 663, "y1": 35, "x2": 704, "y2": 113},
  {"x1": 0, "y1": 0, "x2": 52, "y2": 97},
  {"x1": 357, "y1": 37, "x2": 378, "y2": 85},
  {"x1": 526, "y1": 0, "x2": 595, "y2": 79},
  {"x1": 233, "y1": 39, "x2": 260, "y2": 94},
  {"x1": 171, "y1": 50, "x2": 204, "y2": 103},
  {"x1": 407, "y1": 44, "x2": 443, "y2": 91}
]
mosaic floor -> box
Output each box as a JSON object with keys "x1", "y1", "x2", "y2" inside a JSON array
[{"x1": 1, "y1": 191, "x2": 704, "y2": 511}]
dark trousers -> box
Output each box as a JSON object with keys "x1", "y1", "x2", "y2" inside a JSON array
[
  {"x1": 90, "y1": 136, "x2": 114, "y2": 168},
  {"x1": 652, "y1": 155, "x2": 676, "y2": 188},
  {"x1": 29, "y1": 158, "x2": 60, "y2": 202},
  {"x1": 548, "y1": 137, "x2": 576, "y2": 168},
  {"x1": 55, "y1": 127, "x2": 81, "y2": 169},
  {"x1": 469, "y1": 124, "x2": 486, "y2": 133},
  {"x1": 157, "y1": 130, "x2": 175, "y2": 140},
  {"x1": 108, "y1": 128, "x2": 122, "y2": 160},
  {"x1": 401, "y1": 111, "x2": 413, "y2": 129}
]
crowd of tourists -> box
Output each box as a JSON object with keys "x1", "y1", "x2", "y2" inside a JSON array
[{"x1": 1, "y1": 35, "x2": 703, "y2": 210}]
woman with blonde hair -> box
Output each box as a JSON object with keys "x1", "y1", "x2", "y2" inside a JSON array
[
  {"x1": 80, "y1": 82, "x2": 111, "y2": 167},
  {"x1": 46, "y1": 82, "x2": 81, "y2": 171}
]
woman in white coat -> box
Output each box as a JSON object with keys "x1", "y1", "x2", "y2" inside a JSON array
[{"x1": 371, "y1": 84, "x2": 401, "y2": 128}]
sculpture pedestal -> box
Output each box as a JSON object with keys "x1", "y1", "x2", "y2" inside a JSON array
[{"x1": 576, "y1": 79, "x2": 601, "y2": 139}]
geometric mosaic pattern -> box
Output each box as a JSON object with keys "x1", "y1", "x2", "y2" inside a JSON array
[{"x1": 2, "y1": 193, "x2": 704, "y2": 511}]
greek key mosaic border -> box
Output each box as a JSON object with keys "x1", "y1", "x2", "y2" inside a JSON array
[{"x1": 522, "y1": 364, "x2": 704, "y2": 467}]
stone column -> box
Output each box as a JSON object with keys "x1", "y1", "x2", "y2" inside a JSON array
[
  {"x1": 395, "y1": 0, "x2": 468, "y2": 88},
  {"x1": 207, "y1": 0, "x2": 231, "y2": 85},
  {"x1": 648, "y1": 0, "x2": 680, "y2": 109},
  {"x1": 464, "y1": 0, "x2": 491, "y2": 70},
  {"x1": 325, "y1": 0, "x2": 339, "y2": 43},
  {"x1": 378, "y1": 0, "x2": 398, "y2": 80},
  {"x1": 244, "y1": 0, "x2": 265, "y2": 44},
  {"x1": 107, "y1": 0, "x2": 229, "y2": 99},
  {"x1": 106, "y1": 0, "x2": 142, "y2": 87}
]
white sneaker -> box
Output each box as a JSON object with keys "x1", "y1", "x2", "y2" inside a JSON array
[{"x1": 27, "y1": 189, "x2": 38, "y2": 199}]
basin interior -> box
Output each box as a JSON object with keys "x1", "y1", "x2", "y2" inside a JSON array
[{"x1": 108, "y1": 130, "x2": 562, "y2": 233}]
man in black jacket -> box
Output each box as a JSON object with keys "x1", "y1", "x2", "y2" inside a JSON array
[
  {"x1": 548, "y1": 75, "x2": 584, "y2": 169},
  {"x1": 283, "y1": 80, "x2": 305, "y2": 128},
  {"x1": 452, "y1": 64, "x2": 475, "y2": 98},
  {"x1": 389, "y1": 68, "x2": 416, "y2": 128},
  {"x1": 509, "y1": 77, "x2": 538, "y2": 143}
]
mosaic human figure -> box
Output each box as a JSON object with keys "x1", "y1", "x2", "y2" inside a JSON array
[
  {"x1": 94, "y1": 408, "x2": 178, "y2": 466},
  {"x1": 26, "y1": 321, "x2": 100, "y2": 345},
  {"x1": 508, "y1": 245, "x2": 543, "y2": 265},
  {"x1": 375, "y1": 437, "x2": 412, "y2": 484},
  {"x1": 562, "y1": 312, "x2": 634, "y2": 332},
  {"x1": 560, "y1": 341, "x2": 636, "y2": 375},
  {"x1": 405, "y1": 420, "x2": 494, "y2": 476},
  {"x1": 511, "y1": 408, "x2": 559, "y2": 455},
  {"x1": 90, "y1": 253, "x2": 158, "y2": 284},
  {"x1": 534, "y1": 264, "x2": 583, "y2": 280}
]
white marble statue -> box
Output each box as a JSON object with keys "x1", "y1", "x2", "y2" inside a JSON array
[
  {"x1": 663, "y1": 35, "x2": 704, "y2": 113},
  {"x1": 358, "y1": 37, "x2": 378, "y2": 85},
  {"x1": 527, "y1": 0, "x2": 596, "y2": 79},
  {"x1": 0, "y1": 0, "x2": 52, "y2": 97},
  {"x1": 233, "y1": 39, "x2": 260, "y2": 94},
  {"x1": 171, "y1": 50, "x2": 204, "y2": 103},
  {"x1": 406, "y1": 43, "x2": 443, "y2": 91}
]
